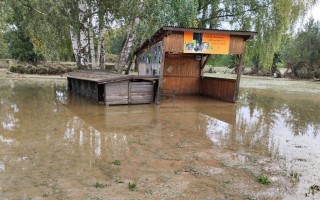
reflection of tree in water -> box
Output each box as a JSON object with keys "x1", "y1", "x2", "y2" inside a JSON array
[
  {"x1": 235, "y1": 92, "x2": 285, "y2": 152},
  {"x1": 0, "y1": 85, "x2": 19, "y2": 131},
  {"x1": 0, "y1": 81, "x2": 67, "y2": 138},
  {"x1": 239, "y1": 90, "x2": 320, "y2": 139},
  {"x1": 283, "y1": 100, "x2": 320, "y2": 136}
]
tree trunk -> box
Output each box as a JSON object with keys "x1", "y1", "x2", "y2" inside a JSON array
[
  {"x1": 125, "y1": 55, "x2": 135, "y2": 75},
  {"x1": 69, "y1": 29, "x2": 79, "y2": 63},
  {"x1": 89, "y1": 13, "x2": 97, "y2": 69},
  {"x1": 117, "y1": 17, "x2": 140, "y2": 74},
  {"x1": 117, "y1": 0, "x2": 143, "y2": 74},
  {"x1": 97, "y1": 27, "x2": 107, "y2": 69},
  {"x1": 78, "y1": 0, "x2": 89, "y2": 69}
]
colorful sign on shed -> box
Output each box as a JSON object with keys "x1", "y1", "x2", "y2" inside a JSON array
[{"x1": 184, "y1": 32, "x2": 230, "y2": 54}]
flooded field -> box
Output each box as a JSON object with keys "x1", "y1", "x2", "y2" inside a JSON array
[{"x1": 1, "y1": 75, "x2": 320, "y2": 199}]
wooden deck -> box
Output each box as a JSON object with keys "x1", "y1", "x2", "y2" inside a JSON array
[{"x1": 65, "y1": 70, "x2": 159, "y2": 105}]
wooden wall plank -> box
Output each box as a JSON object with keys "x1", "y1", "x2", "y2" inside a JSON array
[
  {"x1": 200, "y1": 77, "x2": 236, "y2": 102},
  {"x1": 229, "y1": 36, "x2": 245, "y2": 54},
  {"x1": 130, "y1": 82, "x2": 154, "y2": 104},
  {"x1": 105, "y1": 81, "x2": 129, "y2": 105},
  {"x1": 163, "y1": 34, "x2": 184, "y2": 53},
  {"x1": 162, "y1": 54, "x2": 200, "y2": 94}
]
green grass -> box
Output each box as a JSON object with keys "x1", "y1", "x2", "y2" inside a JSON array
[
  {"x1": 257, "y1": 175, "x2": 271, "y2": 185},
  {"x1": 128, "y1": 182, "x2": 137, "y2": 191},
  {"x1": 93, "y1": 182, "x2": 105, "y2": 189},
  {"x1": 115, "y1": 178, "x2": 124, "y2": 184},
  {"x1": 112, "y1": 160, "x2": 121, "y2": 166}
]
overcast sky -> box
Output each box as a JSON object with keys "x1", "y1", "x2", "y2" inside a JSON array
[{"x1": 310, "y1": 3, "x2": 320, "y2": 21}]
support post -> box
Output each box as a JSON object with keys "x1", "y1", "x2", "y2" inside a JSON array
[
  {"x1": 200, "y1": 55, "x2": 211, "y2": 77},
  {"x1": 234, "y1": 54, "x2": 244, "y2": 102},
  {"x1": 155, "y1": 43, "x2": 165, "y2": 104}
]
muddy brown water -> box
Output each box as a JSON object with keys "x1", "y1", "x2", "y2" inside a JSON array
[{"x1": 0, "y1": 78, "x2": 320, "y2": 200}]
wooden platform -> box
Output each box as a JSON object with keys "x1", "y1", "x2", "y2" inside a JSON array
[{"x1": 65, "y1": 70, "x2": 159, "y2": 105}]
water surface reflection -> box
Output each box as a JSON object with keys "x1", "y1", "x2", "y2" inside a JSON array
[{"x1": 0, "y1": 79, "x2": 319, "y2": 199}]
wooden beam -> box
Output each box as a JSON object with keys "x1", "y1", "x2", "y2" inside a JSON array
[
  {"x1": 234, "y1": 54, "x2": 244, "y2": 102},
  {"x1": 155, "y1": 42, "x2": 166, "y2": 104},
  {"x1": 201, "y1": 55, "x2": 211, "y2": 70},
  {"x1": 200, "y1": 55, "x2": 211, "y2": 76}
]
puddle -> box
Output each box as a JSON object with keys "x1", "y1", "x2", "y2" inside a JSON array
[{"x1": 0, "y1": 79, "x2": 320, "y2": 199}]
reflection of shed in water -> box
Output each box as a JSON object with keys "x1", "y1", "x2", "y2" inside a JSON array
[
  {"x1": 65, "y1": 70, "x2": 159, "y2": 105},
  {"x1": 135, "y1": 26, "x2": 256, "y2": 103},
  {"x1": 62, "y1": 95, "x2": 236, "y2": 134}
]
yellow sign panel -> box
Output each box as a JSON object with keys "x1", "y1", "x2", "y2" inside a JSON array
[{"x1": 184, "y1": 32, "x2": 230, "y2": 54}]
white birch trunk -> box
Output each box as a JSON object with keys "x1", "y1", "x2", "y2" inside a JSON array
[
  {"x1": 69, "y1": 29, "x2": 79, "y2": 63},
  {"x1": 89, "y1": 18, "x2": 97, "y2": 69},
  {"x1": 117, "y1": 17, "x2": 140, "y2": 74},
  {"x1": 78, "y1": 0, "x2": 89, "y2": 68},
  {"x1": 117, "y1": 0, "x2": 143, "y2": 74},
  {"x1": 97, "y1": 27, "x2": 107, "y2": 69}
]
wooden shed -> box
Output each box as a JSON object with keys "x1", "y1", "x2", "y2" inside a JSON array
[
  {"x1": 65, "y1": 70, "x2": 158, "y2": 105},
  {"x1": 135, "y1": 26, "x2": 256, "y2": 103}
]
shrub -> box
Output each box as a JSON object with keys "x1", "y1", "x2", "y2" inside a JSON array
[
  {"x1": 65, "y1": 66, "x2": 75, "y2": 72},
  {"x1": 105, "y1": 53, "x2": 119, "y2": 63},
  {"x1": 9, "y1": 65, "x2": 27, "y2": 74},
  {"x1": 26, "y1": 65, "x2": 37, "y2": 74},
  {"x1": 36, "y1": 65, "x2": 48, "y2": 74}
]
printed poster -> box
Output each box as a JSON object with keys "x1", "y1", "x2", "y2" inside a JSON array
[{"x1": 184, "y1": 32, "x2": 230, "y2": 54}]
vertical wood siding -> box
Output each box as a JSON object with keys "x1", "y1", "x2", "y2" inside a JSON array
[
  {"x1": 162, "y1": 55, "x2": 200, "y2": 94},
  {"x1": 104, "y1": 81, "x2": 155, "y2": 105},
  {"x1": 200, "y1": 77, "x2": 236, "y2": 102},
  {"x1": 229, "y1": 36, "x2": 245, "y2": 54},
  {"x1": 163, "y1": 34, "x2": 184, "y2": 53}
]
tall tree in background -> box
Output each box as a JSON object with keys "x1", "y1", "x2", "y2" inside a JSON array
[
  {"x1": 195, "y1": 0, "x2": 319, "y2": 73},
  {"x1": 1, "y1": 0, "x2": 319, "y2": 73}
]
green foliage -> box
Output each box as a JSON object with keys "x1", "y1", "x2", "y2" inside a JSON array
[
  {"x1": 281, "y1": 19, "x2": 320, "y2": 78},
  {"x1": 128, "y1": 182, "x2": 137, "y2": 191},
  {"x1": 9, "y1": 64, "x2": 76, "y2": 75},
  {"x1": 5, "y1": 29, "x2": 44, "y2": 63},
  {"x1": 115, "y1": 178, "x2": 124, "y2": 184},
  {"x1": 207, "y1": 55, "x2": 238, "y2": 68},
  {"x1": 105, "y1": 53, "x2": 119, "y2": 63},
  {"x1": 112, "y1": 160, "x2": 121, "y2": 165},
  {"x1": 257, "y1": 175, "x2": 271, "y2": 185},
  {"x1": 1, "y1": 0, "x2": 319, "y2": 72},
  {"x1": 93, "y1": 182, "x2": 105, "y2": 189},
  {"x1": 0, "y1": 33, "x2": 10, "y2": 59}
]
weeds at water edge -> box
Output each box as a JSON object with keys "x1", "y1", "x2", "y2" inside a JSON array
[
  {"x1": 257, "y1": 175, "x2": 271, "y2": 185},
  {"x1": 115, "y1": 178, "x2": 124, "y2": 184},
  {"x1": 305, "y1": 184, "x2": 320, "y2": 197},
  {"x1": 128, "y1": 182, "x2": 137, "y2": 191},
  {"x1": 290, "y1": 171, "x2": 301, "y2": 183},
  {"x1": 93, "y1": 182, "x2": 105, "y2": 189},
  {"x1": 112, "y1": 160, "x2": 121, "y2": 166}
]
